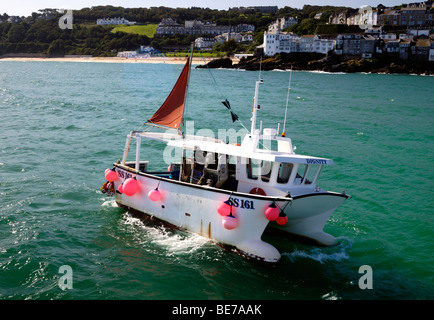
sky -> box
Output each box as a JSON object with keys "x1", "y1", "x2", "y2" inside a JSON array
[{"x1": 2, "y1": 1, "x2": 404, "y2": 17}]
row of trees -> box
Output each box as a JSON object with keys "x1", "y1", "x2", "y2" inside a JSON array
[
  {"x1": 0, "y1": 18, "x2": 151, "y2": 56},
  {"x1": 0, "y1": 5, "x2": 358, "y2": 57},
  {"x1": 73, "y1": 6, "x2": 277, "y2": 28}
]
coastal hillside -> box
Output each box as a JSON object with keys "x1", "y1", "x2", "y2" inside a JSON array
[{"x1": 0, "y1": 5, "x2": 349, "y2": 56}]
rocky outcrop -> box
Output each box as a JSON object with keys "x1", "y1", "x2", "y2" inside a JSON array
[
  {"x1": 195, "y1": 57, "x2": 232, "y2": 69},
  {"x1": 199, "y1": 53, "x2": 434, "y2": 75}
]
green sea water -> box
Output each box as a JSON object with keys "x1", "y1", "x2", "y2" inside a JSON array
[{"x1": 0, "y1": 60, "x2": 433, "y2": 300}]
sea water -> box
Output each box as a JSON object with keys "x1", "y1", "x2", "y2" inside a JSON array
[{"x1": 0, "y1": 60, "x2": 433, "y2": 300}]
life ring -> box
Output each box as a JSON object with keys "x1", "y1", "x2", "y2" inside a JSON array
[{"x1": 249, "y1": 187, "x2": 266, "y2": 196}]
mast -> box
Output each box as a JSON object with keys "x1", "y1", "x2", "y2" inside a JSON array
[
  {"x1": 282, "y1": 66, "x2": 293, "y2": 137},
  {"x1": 180, "y1": 43, "x2": 194, "y2": 135},
  {"x1": 250, "y1": 78, "x2": 263, "y2": 135}
]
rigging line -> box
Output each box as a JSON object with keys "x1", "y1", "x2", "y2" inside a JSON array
[
  {"x1": 282, "y1": 65, "x2": 293, "y2": 135},
  {"x1": 197, "y1": 47, "x2": 226, "y2": 101},
  {"x1": 196, "y1": 49, "x2": 268, "y2": 150},
  {"x1": 197, "y1": 47, "x2": 250, "y2": 132}
]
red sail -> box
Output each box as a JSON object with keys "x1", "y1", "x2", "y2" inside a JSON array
[{"x1": 147, "y1": 57, "x2": 190, "y2": 129}]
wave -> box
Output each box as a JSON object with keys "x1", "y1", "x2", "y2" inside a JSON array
[
  {"x1": 307, "y1": 70, "x2": 347, "y2": 75},
  {"x1": 282, "y1": 237, "x2": 352, "y2": 264},
  {"x1": 409, "y1": 73, "x2": 434, "y2": 77},
  {"x1": 101, "y1": 199, "x2": 118, "y2": 208},
  {"x1": 122, "y1": 213, "x2": 210, "y2": 257}
]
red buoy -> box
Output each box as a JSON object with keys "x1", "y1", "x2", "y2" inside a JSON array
[
  {"x1": 264, "y1": 203, "x2": 279, "y2": 221},
  {"x1": 123, "y1": 178, "x2": 139, "y2": 196}
]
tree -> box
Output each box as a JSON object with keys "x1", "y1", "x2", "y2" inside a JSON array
[
  {"x1": 216, "y1": 39, "x2": 239, "y2": 56},
  {"x1": 7, "y1": 24, "x2": 26, "y2": 43},
  {"x1": 47, "y1": 39, "x2": 65, "y2": 57}
]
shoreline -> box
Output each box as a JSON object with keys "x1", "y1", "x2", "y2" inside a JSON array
[
  {"x1": 2, "y1": 55, "x2": 432, "y2": 76},
  {"x1": 0, "y1": 56, "x2": 241, "y2": 65}
]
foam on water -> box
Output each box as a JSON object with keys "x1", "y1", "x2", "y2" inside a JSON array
[
  {"x1": 100, "y1": 199, "x2": 118, "y2": 208},
  {"x1": 282, "y1": 237, "x2": 353, "y2": 264},
  {"x1": 122, "y1": 213, "x2": 210, "y2": 257}
]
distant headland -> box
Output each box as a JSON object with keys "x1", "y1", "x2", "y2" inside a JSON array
[{"x1": 197, "y1": 53, "x2": 434, "y2": 75}]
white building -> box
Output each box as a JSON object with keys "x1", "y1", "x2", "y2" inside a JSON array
[
  {"x1": 97, "y1": 17, "x2": 136, "y2": 25},
  {"x1": 194, "y1": 37, "x2": 216, "y2": 49},
  {"x1": 313, "y1": 36, "x2": 336, "y2": 54},
  {"x1": 300, "y1": 35, "x2": 316, "y2": 52},
  {"x1": 268, "y1": 17, "x2": 298, "y2": 32},
  {"x1": 263, "y1": 30, "x2": 301, "y2": 55},
  {"x1": 241, "y1": 33, "x2": 254, "y2": 42},
  {"x1": 347, "y1": 9, "x2": 378, "y2": 28},
  {"x1": 263, "y1": 31, "x2": 335, "y2": 56},
  {"x1": 7, "y1": 16, "x2": 21, "y2": 23},
  {"x1": 117, "y1": 51, "x2": 137, "y2": 58}
]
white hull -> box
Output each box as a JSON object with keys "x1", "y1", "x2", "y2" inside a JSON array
[
  {"x1": 113, "y1": 166, "x2": 347, "y2": 262},
  {"x1": 271, "y1": 193, "x2": 348, "y2": 246}
]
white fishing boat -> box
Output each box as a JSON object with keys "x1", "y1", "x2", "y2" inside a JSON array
[{"x1": 102, "y1": 47, "x2": 350, "y2": 263}]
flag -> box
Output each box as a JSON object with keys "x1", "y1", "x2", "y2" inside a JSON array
[{"x1": 222, "y1": 99, "x2": 239, "y2": 123}]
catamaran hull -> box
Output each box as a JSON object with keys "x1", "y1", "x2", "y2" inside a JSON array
[
  {"x1": 271, "y1": 193, "x2": 349, "y2": 246},
  {"x1": 112, "y1": 167, "x2": 347, "y2": 262},
  {"x1": 113, "y1": 167, "x2": 286, "y2": 262}
]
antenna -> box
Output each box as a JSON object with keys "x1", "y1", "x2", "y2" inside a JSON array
[
  {"x1": 258, "y1": 56, "x2": 263, "y2": 81},
  {"x1": 282, "y1": 65, "x2": 293, "y2": 137}
]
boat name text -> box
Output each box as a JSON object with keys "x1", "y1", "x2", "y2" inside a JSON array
[
  {"x1": 306, "y1": 159, "x2": 327, "y2": 164},
  {"x1": 117, "y1": 170, "x2": 131, "y2": 179},
  {"x1": 228, "y1": 198, "x2": 255, "y2": 210}
]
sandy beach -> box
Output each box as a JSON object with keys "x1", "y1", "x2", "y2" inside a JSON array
[{"x1": 0, "y1": 56, "x2": 239, "y2": 65}]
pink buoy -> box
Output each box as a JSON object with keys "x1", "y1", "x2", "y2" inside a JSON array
[
  {"x1": 148, "y1": 188, "x2": 162, "y2": 201},
  {"x1": 217, "y1": 200, "x2": 232, "y2": 216},
  {"x1": 264, "y1": 203, "x2": 279, "y2": 221},
  {"x1": 105, "y1": 168, "x2": 118, "y2": 182},
  {"x1": 222, "y1": 214, "x2": 238, "y2": 230},
  {"x1": 118, "y1": 183, "x2": 124, "y2": 193},
  {"x1": 276, "y1": 213, "x2": 288, "y2": 225},
  {"x1": 123, "y1": 178, "x2": 139, "y2": 196}
]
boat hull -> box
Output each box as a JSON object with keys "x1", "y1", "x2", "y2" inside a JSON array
[
  {"x1": 270, "y1": 193, "x2": 349, "y2": 246},
  {"x1": 112, "y1": 166, "x2": 348, "y2": 261},
  {"x1": 113, "y1": 166, "x2": 285, "y2": 262}
]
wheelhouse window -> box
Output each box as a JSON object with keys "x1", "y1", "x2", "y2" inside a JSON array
[
  {"x1": 277, "y1": 163, "x2": 293, "y2": 184},
  {"x1": 260, "y1": 161, "x2": 272, "y2": 182},
  {"x1": 246, "y1": 158, "x2": 272, "y2": 182},
  {"x1": 294, "y1": 163, "x2": 322, "y2": 185},
  {"x1": 306, "y1": 164, "x2": 322, "y2": 185},
  {"x1": 294, "y1": 164, "x2": 308, "y2": 185},
  {"x1": 246, "y1": 158, "x2": 259, "y2": 180}
]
